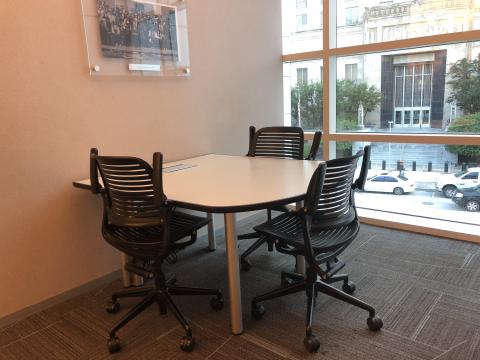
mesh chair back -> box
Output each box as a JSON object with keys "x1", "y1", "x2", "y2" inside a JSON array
[
  {"x1": 248, "y1": 126, "x2": 304, "y2": 160},
  {"x1": 305, "y1": 146, "x2": 370, "y2": 229},
  {"x1": 90, "y1": 149, "x2": 167, "y2": 228}
]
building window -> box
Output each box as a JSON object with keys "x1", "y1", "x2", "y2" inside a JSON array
[
  {"x1": 296, "y1": 0, "x2": 307, "y2": 9},
  {"x1": 346, "y1": 7, "x2": 359, "y2": 26},
  {"x1": 368, "y1": 28, "x2": 377, "y2": 43},
  {"x1": 296, "y1": 14, "x2": 308, "y2": 31},
  {"x1": 297, "y1": 67, "x2": 308, "y2": 84},
  {"x1": 393, "y1": 63, "x2": 433, "y2": 128},
  {"x1": 345, "y1": 63, "x2": 358, "y2": 81},
  {"x1": 320, "y1": 66, "x2": 323, "y2": 83}
]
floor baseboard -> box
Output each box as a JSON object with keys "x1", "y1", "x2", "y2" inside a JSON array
[{"x1": 0, "y1": 270, "x2": 121, "y2": 328}]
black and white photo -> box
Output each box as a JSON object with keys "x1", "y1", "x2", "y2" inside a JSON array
[{"x1": 96, "y1": 0, "x2": 178, "y2": 61}]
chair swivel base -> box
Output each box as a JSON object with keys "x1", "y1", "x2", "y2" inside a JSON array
[
  {"x1": 106, "y1": 282, "x2": 223, "y2": 354},
  {"x1": 281, "y1": 264, "x2": 356, "y2": 295},
  {"x1": 251, "y1": 276, "x2": 382, "y2": 353},
  {"x1": 281, "y1": 272, "x2": 356, "y2": 295}
]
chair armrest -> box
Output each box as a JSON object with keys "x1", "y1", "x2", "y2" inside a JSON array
[
  {"x1": 246, "y1": 125, "x2": 256, "y2": 156},
  {"x1": 353, "y1": 145, "x2": 371, "y2": 190},
  {"x1": 306, "y1": 131, "x2": 322, "y2": 160}
]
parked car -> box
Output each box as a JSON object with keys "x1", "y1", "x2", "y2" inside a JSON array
[
  {"x1": 452, "y1": 185, "x2": 480, "y2": 212},
  {"x1": 436, "y1": 167, "x2": 480, "y2": 198},
  {"x1": 364, "y1": 172, "x2": 416, "y2": 195}
]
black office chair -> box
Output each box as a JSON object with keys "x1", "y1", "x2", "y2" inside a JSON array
[
  {"x1": 238, "y1": 126, "x2": 322, "y2": 271},
  {"x1": 250, "y1": 146, "x2": 383, "y2": 353},
  {"x1": 90, "y1": 149, "x2": 223, "y2": 354}
]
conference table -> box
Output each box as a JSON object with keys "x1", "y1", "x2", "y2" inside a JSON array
[{"x1": 74, "y1": 154, "x2": 322, "y2": 335}]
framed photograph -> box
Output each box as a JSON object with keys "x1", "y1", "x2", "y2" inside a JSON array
[{"x1": 81, "y1": 0, "x2": 190, "y2": 76}]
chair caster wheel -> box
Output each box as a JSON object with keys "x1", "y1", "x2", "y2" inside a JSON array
[
  {"x1": 342, "y1": 281, "x2": 356, "y2": 294},
  {"x1": 210, "y1": 297, "x2": 224, "y2": 311},
  {"x1": 367, "y1": 316, "x2": 383, "y2": 331},
  {"x1": 252, "y1": 303, "x2": 265, "y2": 320},
  {"x1": 241, "y1": 259, "x2": 252, "y2": 272},
  {"x1": 180, "y1": 336, "x2": 195, "y2": 352},
  {"x1": 106, "y1": 301, "x2": 121, "y2": 314},
  {"x1": 304, "y1": 334, "x2": 320, "y2": 353},
  {"x1": 107, "y1": 336, "x2": 121, "y2": 353}
]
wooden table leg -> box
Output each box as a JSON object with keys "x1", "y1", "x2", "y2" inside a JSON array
[{"x1": 224, "y1": 213, "x2": 243, "y2": 335}]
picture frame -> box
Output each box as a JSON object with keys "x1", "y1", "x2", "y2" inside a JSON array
[{"x1": 81, "y1": 0, "x2": 191, "y2": 77}]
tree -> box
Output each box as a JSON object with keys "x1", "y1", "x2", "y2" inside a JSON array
[
  {"x1": 447, "y1": 58, "x2": 480, "y2": 114},
  {"x1": 290, "y1": 79, "x2": 381, "y2": 132},
  {"x1": 446, "y1": 113, "x2": 480, "y2": 159},
  {"x1": 446, "y1": 58, "x2": 480, "y2": 162},
  {"x1": 336, "y1": 80, "x2": 382, "y2": 123},
  {"x1": 290, "y1": 81, "x2": 323, "y2": 130}
]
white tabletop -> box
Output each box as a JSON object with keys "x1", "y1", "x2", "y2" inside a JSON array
[
  {"x1": 162, "y1": 154, "x2": 322, "y2": 212},
  {"x1": 73, "y1": 154, "x2": 322, "y2": 213}
]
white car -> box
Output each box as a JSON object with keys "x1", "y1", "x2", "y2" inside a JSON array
[
  {"x1": 435, "y1": 167, "x2": 480, "y2": 198},
  {"x1": 364, "y1": 173, "x2": 416, "y2": 195}
]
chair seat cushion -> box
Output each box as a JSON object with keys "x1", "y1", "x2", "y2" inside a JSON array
[
  {"x1": 254, "y1": 212, "x2": 359, "y2": 255},
  {"x1": 103, "y1": 210, "x2": 209, "y2": 258}
]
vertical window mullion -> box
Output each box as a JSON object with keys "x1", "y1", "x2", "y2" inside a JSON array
[
  {"x1": 324, "y1": 0, "x2": 337, "y2": 159},
  {"x1": 402, "y1": 65, "x2": 406, "y2": 126}
]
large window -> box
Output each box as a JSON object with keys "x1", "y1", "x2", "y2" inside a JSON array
[
  {"x1": 336, "y1": 0, "x2": 480, "y2": 47},
  {"x1": 335, "y1": 141, "x2": 480, "y2": 237},
  {"x1": 282, "y1": 0, "x2": 480, "y2": 240},
  {"x1": 282, "y1": 0, "x2": 323, "y2": 54}
]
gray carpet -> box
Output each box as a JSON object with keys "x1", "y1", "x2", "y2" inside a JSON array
[{"x1": 1, "y1": 217, "x2": 479, "y2": 359}]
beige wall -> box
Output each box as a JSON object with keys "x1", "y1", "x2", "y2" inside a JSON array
[{"x1": 0, "y1": 0, "x2": 283, "y2": 318}]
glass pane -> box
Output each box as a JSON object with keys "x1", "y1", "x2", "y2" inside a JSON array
[
  {"x1": 423, "y1": 74, "x2": 432, "y2": 106},
  {"x1": 404, "y1": 74, "x2": 413, "y2": 107},
  {"x1": 404, "y1": 110, "x2": 412, "y2": 126},
  {"x1": 334, "y1": 42, "x2": 480, "y2": 134},
  {"x1": 395, "y1": 110, "x2": 402, "y2": 125},
  {"x1": 336, "y1": 0, "x2": 480, "y2": 48},
  {"x1": 282, "y1": 0, "x2": 323, "y2": 54},
  {"x1": 284, "y1": 60, "x2": 324, "y2": 130},
  {"x1": 422, "y1": 110, "x2": 430, "y2": 125},
  {"x1": 395, "y1": 76, "x2": 404, "y2": 107},
  {"x1": 413, "y1": 110, "x2": 421, "y2": 125},
  {"x1": 413, "y1": 75, "x2": 422, "y2": 107},
  {"x1": 334, "y1": 141, "x2": 480, "y2": 236}
]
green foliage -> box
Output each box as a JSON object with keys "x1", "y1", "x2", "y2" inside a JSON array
[
  {"x1": 336, "y1": 80, "x2": 382, "y2": 122},
  {"x1": 446, "y1": 113, "x2": 480, "y2": 157},
  {"x1": 290, "y1": 79, "x2": 381, "y2": 132},
  {"x1": 447, "y1": 58, "x2": 480, "y2": 114},
  {"x1": 290, "y1": 82, "x2": 323, "y2": 130}
]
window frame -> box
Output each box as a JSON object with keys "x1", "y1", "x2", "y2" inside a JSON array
[{"x1": 282, "y1": 0, "x2": 480, "y2": 243}]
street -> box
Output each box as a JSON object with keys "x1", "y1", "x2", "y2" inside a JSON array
[{"x1": 355, "y1": 189, "x2": 479, "y2": 226}]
